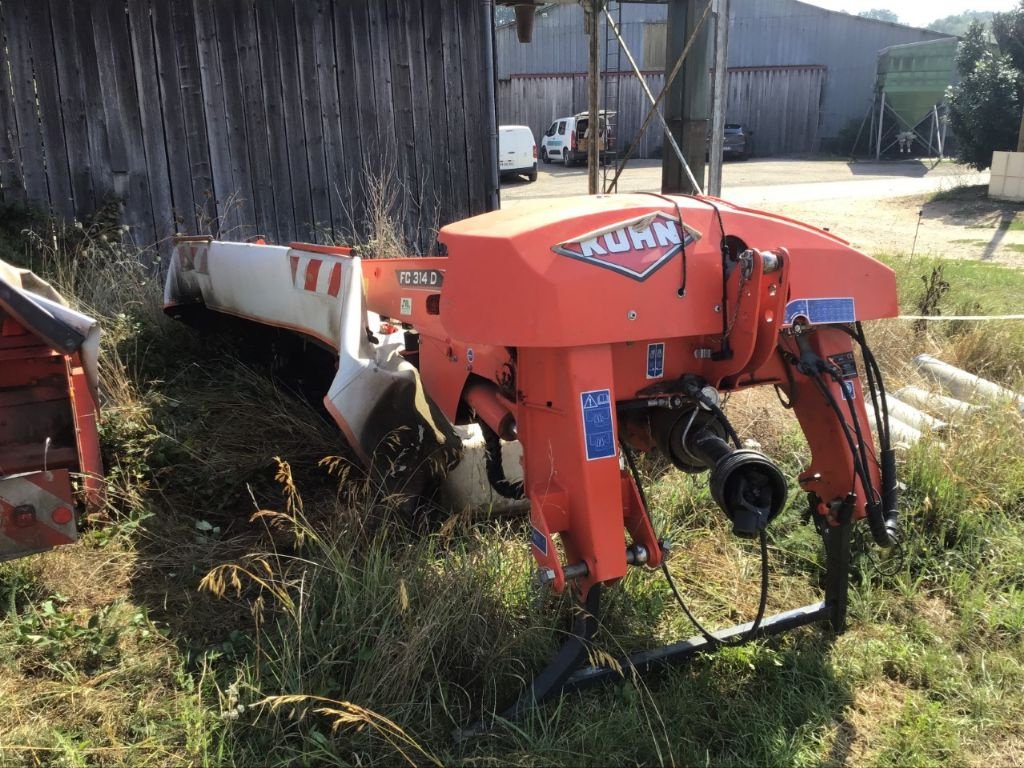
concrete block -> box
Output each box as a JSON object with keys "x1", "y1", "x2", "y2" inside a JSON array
[
  {"x1": 1005, "y1": 177, "x2": 1024, "y2": 202},
  {"x1": 1006, "y1": 151, "x2": 1024, "y2": 179},
  {"x1": 991, "y1": 150, "x2": 1010, "y2": 176},
  {"x1": 989, "y1": 175, "x2": 1006, "y2": 199}
]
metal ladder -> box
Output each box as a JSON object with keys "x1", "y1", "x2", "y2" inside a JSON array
[{"x1": 601, "y1": 0, "x2": 623, "y2": 192}]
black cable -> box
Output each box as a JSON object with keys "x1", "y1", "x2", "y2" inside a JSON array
[
  {"x1": 622, "y1": 442, "x2": 770, "y2": 648},
  {"x1": 639, "y1": 192, "x2": 689, "y2": 296},
  {"x1": 840, "y1": 323, "x2": 890, "y2": 451},
  {"x1": 826, "y1": 366, "x2": 879, "y2": 507},
  {"x1": 809, "y1": 372, "x2": 872, "y2": 499}
]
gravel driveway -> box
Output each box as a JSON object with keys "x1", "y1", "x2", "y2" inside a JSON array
[{"x1": 500, "y1": 158, "x2": 1023, "y2": 264}]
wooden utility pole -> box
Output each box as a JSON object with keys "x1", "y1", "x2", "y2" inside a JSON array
[
  {"x1": 587, "y1": 0, "x2": 601, "y2": 194},
  {"x1": 707, "y1": 0, "x2": 729, "y2": 197},
  {"x1": 663, "y1": 0, "x2": 711, "y2": 194},
  {"x1": 1017, "y1": 110, "x2": 1024, "y2": 153}
]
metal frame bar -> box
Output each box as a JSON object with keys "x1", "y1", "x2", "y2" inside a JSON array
[
  {"x1": 707, "y1": 0, "x2": 729, "y2": 196},
  {"x1": 563, "y1": 601, "x2": 831, "y2": 692},
  {"x1": 874, "y1": 92, "x2": 946, "y2": 160},
  {"x1": 601, "y1": 6, "x2": 692, "y2": 191},
  {"x1": 459, "y1": 513, "x2": 852, "y2": 737}
]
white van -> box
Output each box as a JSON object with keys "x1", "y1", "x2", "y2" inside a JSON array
[
  {"x1": 498, "y1": 125, "x2": 537, "y2": 182},
  {"x1": 540, "y1": 111, "x2": 616, "y2": 166}
]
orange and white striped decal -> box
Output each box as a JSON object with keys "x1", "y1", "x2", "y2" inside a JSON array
[
  {"x1": 289, "y1": 252, "x2": 346, "y2": 298},
  {"x1": 0, "y1": 469, "x2": 77, "y2": 562}
]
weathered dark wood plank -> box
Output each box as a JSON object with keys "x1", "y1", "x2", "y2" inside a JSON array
[
  {"x1": 274, "y1": 0, "x2": 314, "y2": 241},
  {"x1": 24, "y1": 1, "x2": 74, "y2": 219},
  {"x1": 127, "y1": 0, "x2": 175, "y2": 245},
  {"x1": 149, "y1": 0, "x2": 195, "y2": 233},
  {"x1": 366, "y1": 0, "x2": 397, "y2": 191},
  {"x1": 192, "y1": 0, "x2": 235, "y2": 237},
  {"x1": 169, "y1": 0, "x2": 214, "y2": 232},
  {"x1": 46, "y1": 0, "x2": 94, "y2": 216},
  {"x1": 5, "y1": 3, "x2": 49, "y2": 205},
  {"x1": 343, "y1": 1, "x2": 380, "y2": 237},
  {"x1": 331, "y1": 1, "x2": 366, "y2": 238},
  {"x1": 92, "y1": 0, "x2": 156, "y2": 247},
  {"x1": 419, "y1": 0, "x2": 452, "y2": 244},
  {"x1": 312, "y1": 0, "x2": 345, "y2": 238},
  {"x1": 70, "y1": 3, "x2": 115, "y2": 211},
  {"x1": 0, "y1": 4, "x2": 26, "y2": 204},
  {"x1": 232, "y1": 0, "x2": 276, "y2": 242},
  {"x1": 212, "y1": 0, "x2": 256, "y2": 239},
  {"x1": 384, "y1": 0, "x2": 420, "y2": 250},
  {"x1": 458, "y1": 0, "x2": 488, "y2": 217},
  {"x1": 294, "y1": 0, "x2": 332, "y2": 239},
  {"x1": 404, "y1": 0, "x2": 439, "y2": 252},
  {"x1": 439, "y1": 0, "x2": 470, "y2": 222},
  {"x1": 254, "y1": 0, "x2": 293, "y2": 244}
]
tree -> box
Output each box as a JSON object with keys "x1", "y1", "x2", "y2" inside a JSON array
[
  {"x1": 927, "y1": 11, "x2": 994, "y2": 36},
  {"x1": 858, "y1": 9, "x2": 899, "y2": 24},
  {"x1": 946, "y1": 19, "x2": 1024, "y2": 168},
  {"x1": 993, "y1": 2, "x2": 1024, "y2": 150}
]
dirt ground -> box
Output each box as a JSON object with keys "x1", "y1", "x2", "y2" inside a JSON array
[{"x1": 501, "y1": 158, "x2": 1024, "y2": 265}]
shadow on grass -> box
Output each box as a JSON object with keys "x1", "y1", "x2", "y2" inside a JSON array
[{"x1": 464, "y1": 629, "x2": 850, "y2": 766}]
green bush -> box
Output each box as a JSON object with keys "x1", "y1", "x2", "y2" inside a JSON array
[{"x1": 947, "y1": 15, "x2": 1024, "y2": 169}]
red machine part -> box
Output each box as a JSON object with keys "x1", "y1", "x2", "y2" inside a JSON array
[
  {"x1": 365, "y1": 194, "x2": 896, "y2": 600},
  {"x1": 0, "y1": 310, "x2": 102, "y2": 562}
]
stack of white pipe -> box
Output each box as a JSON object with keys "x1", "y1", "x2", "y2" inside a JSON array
[
  {"x1": 914, "y1": 354, "x2": 1024, "y2": 414},
  {"x1": 870, "y1": 355, "x2": 1024, "y2": 448},
  {"x1": 894, "y1": 385, "x2": 985, "y2": 420}
]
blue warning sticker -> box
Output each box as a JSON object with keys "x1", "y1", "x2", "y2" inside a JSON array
[
  {"x1": 841, "y1": 380, "x2": 857, "y2": 401},
  {"x1": 530, "y1": 525, "x2": 548, "y2": 556},
  {"x1": 580, "y1": 388, "x2": 616, "y2": 461},
  {"x1": 647, "y1": 342, "x2": 665, "y2": 379},
  {"x1": 783, "y1": 297, "x2": 856, "y2": 326}
]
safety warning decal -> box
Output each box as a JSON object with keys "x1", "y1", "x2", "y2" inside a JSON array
[
  {"x1": 530, "y1": 525, "x2": 548, "y2": 556},
  {"x1": 783, "y1": 297, "x2": 856, "y2": 327},
  {"x1": 580, "y1": 389, "x2": 616, "y2": 461},
  {"x1": 829, "y1": 351, "x2": 858, "y2": 401},
  {"x1": 399, "y1": 297, "x2": 413, "y2": 316},
  {"x1": 647, "y1": 342, "x2": 665, "y2": 379}
]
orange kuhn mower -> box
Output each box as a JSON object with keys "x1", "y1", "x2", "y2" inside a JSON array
[{"x1": 164, "y1": 193, "x2": 900, "y2": 721}]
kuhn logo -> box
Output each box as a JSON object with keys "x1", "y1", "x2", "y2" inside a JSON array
[{"x1": 552, "y1": 212, "x2": 700, "y2": 281}]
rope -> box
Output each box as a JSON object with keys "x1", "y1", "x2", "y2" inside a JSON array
[{"x1": 895, "y1": 314, "x2": 1024, "y2": 321}]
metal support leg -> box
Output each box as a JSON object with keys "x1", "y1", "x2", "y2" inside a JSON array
[
  {"x1": 821, "y1": 502, "x2": 852, "y2": 634},
  {"x1": 456, "y1": 585, "x2": 602, "y2": 738}
]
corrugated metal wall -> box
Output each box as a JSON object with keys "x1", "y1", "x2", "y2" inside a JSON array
[
  {"x1": 728, "y1": 0, "x2": 948, "y2": 138},
  {"x1": 498, "y1": 67, "x2": 825, "y2": 158},
  {"x1": 726, "y1": 67, "x2": 825, "y2": 155},
  {"x1": 496, "y1": 3, "x2": 668, "y2": 79},
  {"x1": 496, "y1": 0, "x2": 950, "y2": 146}
]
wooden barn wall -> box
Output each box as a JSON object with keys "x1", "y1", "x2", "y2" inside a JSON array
[
  {"x1": 498, "y1": 66, "x2": 825, "y2": 159},
  {"x1": 0, "y1": 0, "x2": 492, "y2": 253},
  {"x1": 726, "y1": 66, "x2": 825, "y2": 156},
  {"x1": 498, "y1": 73, "x2": 669, "y2": 161}
]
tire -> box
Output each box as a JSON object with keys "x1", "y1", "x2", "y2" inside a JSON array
[
  {"x1": 527, "y1": 169, "x2": 538, "y2": 182},
  {"x1": 541, "y1": 147, "x2": 550, "y2": 164}
]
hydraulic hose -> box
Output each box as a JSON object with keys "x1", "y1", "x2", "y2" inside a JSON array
[{"x1": 623, "y1": 442, "x2": 770, "y2": 647}]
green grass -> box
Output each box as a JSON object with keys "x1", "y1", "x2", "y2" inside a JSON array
[{"x1": 2, "y1": 211, "x2": 1024, "y2": 766}]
